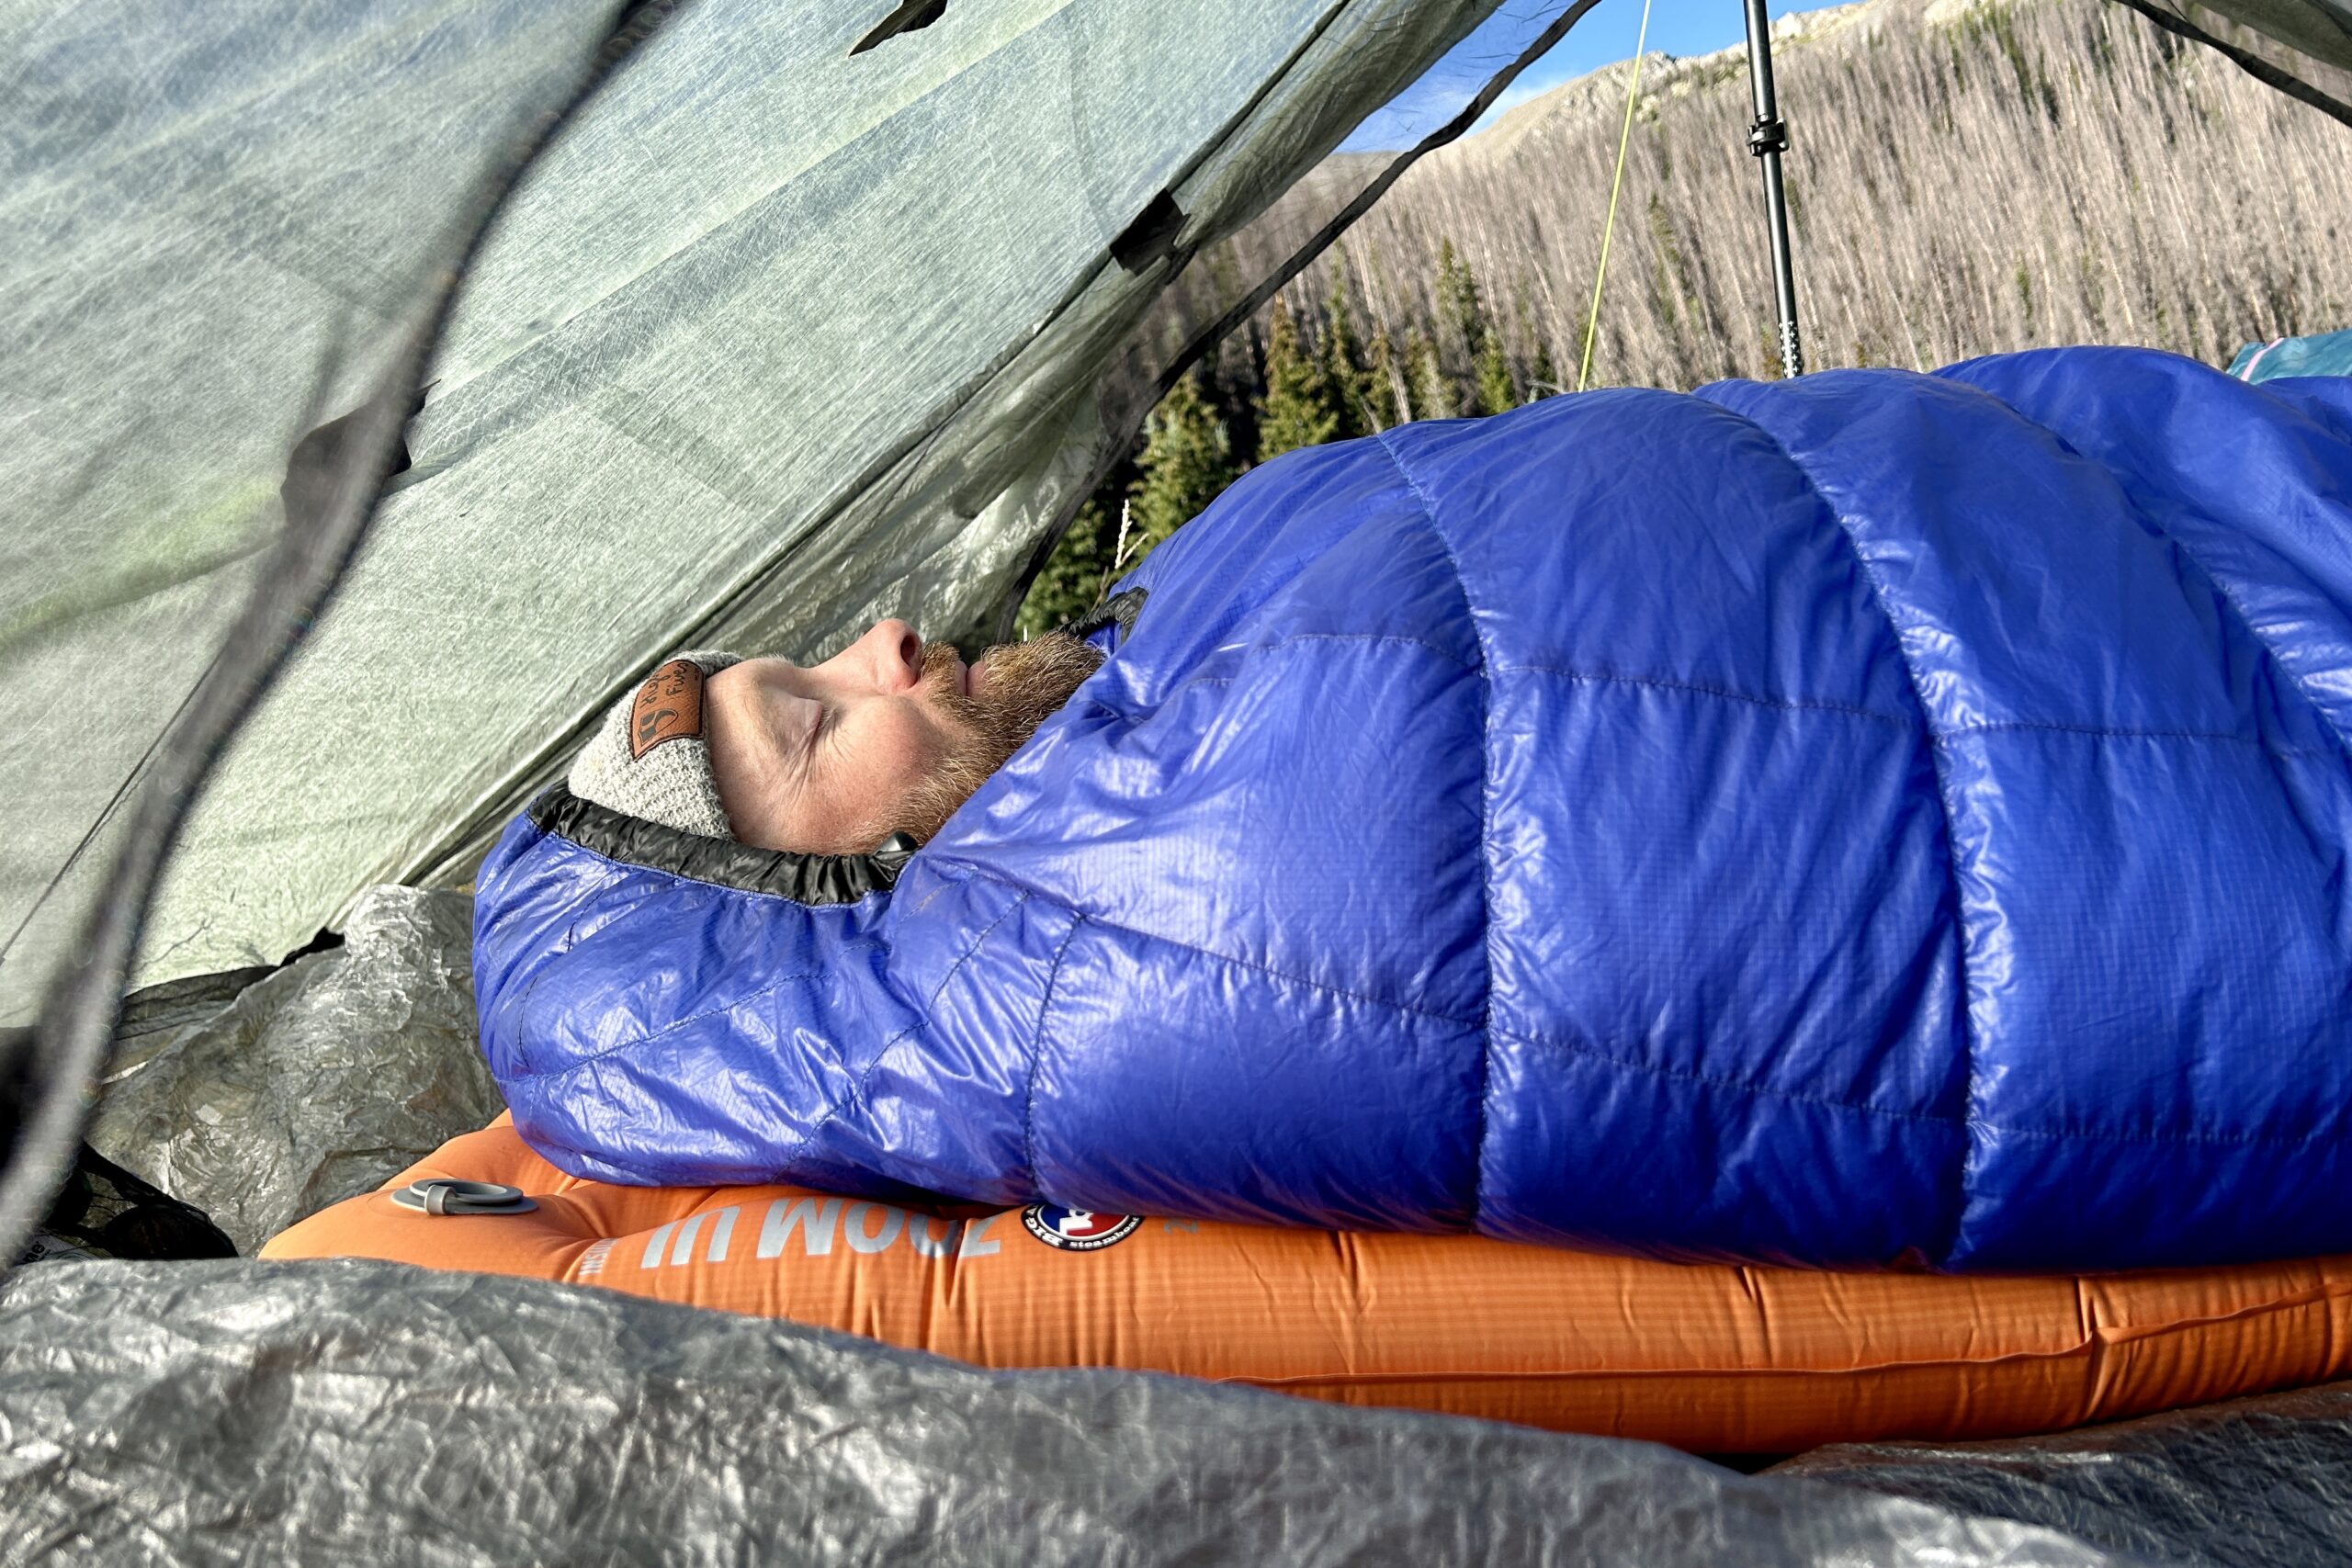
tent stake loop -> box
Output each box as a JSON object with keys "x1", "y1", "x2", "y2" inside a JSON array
[{"x1": 1742, "y1": 0, "x2": 1804, "y2": 379}]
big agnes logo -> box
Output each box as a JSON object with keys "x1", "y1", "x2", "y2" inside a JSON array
[
  {"x1": 630, "y1": 659, "x2": 706, "y2": 759},
  {"x1": 1021, "y1": 1204, "x2": 1142, "y2": 1252}
]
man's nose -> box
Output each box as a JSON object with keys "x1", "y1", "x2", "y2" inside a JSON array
[{"x1": 856, "y1": 617, "x2": 924, "y2": 693}]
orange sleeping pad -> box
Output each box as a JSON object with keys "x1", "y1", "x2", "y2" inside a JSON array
[{"x1": 264, "y1": 1117, "x2": 2352, "y2": 1453}]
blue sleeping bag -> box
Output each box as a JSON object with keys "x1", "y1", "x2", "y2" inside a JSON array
[{"x1": 475, "y1": 347, "x2": 2352, "y2": 1272}]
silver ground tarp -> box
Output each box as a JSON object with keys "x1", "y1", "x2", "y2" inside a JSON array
[
  {"x1": 88, "y1": 888, "x2": 498, "y2": 1255},
  {"x1": 1781, "y1": 1382, "x2": 2352, "y2": 1568},
  {"x1": 0, "y1": 1258, "x2": 2184, "y2": 1568}
]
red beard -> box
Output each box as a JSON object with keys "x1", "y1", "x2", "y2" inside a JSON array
[{"x1": 892, "y1": 631, "x2": 1105, "y2": 843}]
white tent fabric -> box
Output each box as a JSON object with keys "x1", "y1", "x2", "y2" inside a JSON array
[
  {"x1": 0, "y1": 0, "x2": 1496, "y2": 1022},
  {"x1": 0, "y1": 0, "x2": 632, "y2": 1022},
  {"x1": 2206, "y1": 0, "x2": 2352, "y2": 71}
]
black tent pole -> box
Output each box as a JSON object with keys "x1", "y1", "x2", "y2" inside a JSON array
[{"x1": 1743, "y1": 0, "x2": 1804, "y2": 378}]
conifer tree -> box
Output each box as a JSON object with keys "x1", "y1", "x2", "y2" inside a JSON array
[
  {"x1": 1363, "y1": 321, "x2": 1404, "y2": 430},
  {"x1": 1318, "y1": 273, "x2": 1371, "y2": 440},
  {"x1": 1407, "y1": 325, "x2": 1453, "y2": 421},
  {"x1": 1255, "y1": 299, "x2": 1342, "y2": 462},
  {"x1": 1431, "y1": 240, "x2": 1516, "y2": 416},
  {"x1": 1128, "y1": 368, "x2": 1238, "y2": 557},
  {"x1": 1435, "y1": 239, "x2": 1483, "y2": 349},
  {"x1": 1207, "y1": 334, "x2": 1261, "y2": 468},
  {"x1": 1519, "y1": 288, "x2": 1560, "y2": 400},
  {"x1": 1435, "y1": 238, "x2": 1514, "y2": 416},
  {"x1": 1474, "y1": 330, "x2": 1516, "y2": 417},
  {"x1": 1531, "y1": 337, "x2": 1561, "y2": 399}
]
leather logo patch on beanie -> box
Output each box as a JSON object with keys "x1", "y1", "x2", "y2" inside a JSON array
[
  {"x1": 571, "y1": 649, "x2": 740, "y2": 840},
  {"x1": 630, "y1": 660, "x2": 707, "y2": 760}
]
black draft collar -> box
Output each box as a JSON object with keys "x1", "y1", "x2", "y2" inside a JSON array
[
  {"x1": 1062, "y1": 586, "x2": 1147, "y2": 647},
  {"x1": 529, "y1": 784, "x2": 914, "y2": 905}
]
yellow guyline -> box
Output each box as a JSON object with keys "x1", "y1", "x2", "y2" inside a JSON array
[{"x1": 1577, "y1": 0, "x2": 1655, "y2": 393}]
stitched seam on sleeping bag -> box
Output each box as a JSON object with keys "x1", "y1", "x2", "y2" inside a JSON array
[
  {"x1": 1488, "y1": 670, "x2": 2333, "y2": 755},
  {"x1": 1954, "y1": 372, "x2": 2352, "y2": 770},
  {"x1": 1253, "y1": 631, "x2": 1478, "y2": 667},
  {"x1": 1078, "y1": 634, "x2": 1479, "y2": 723},
  {"x1": 898, "y1": 856, "x2": 978, "y2": 923},
  {"x1": 1072, "y1": 649, "x2": 2328, "y2": 750},
  {"x1": 767, "y1": 889, "x2": 1036, "y2": 1174},
  {"x1": 1968, "y1": 1113, "x2": 2352, "y2": 1150},
  {"x1": 1499, "y1": 665, "x2": 1918, "y2": 728},
  {"x1": 1375, "y1": 429, "x2": 1498, "y2": 1229},
  {"x1": 1938, "y1": 717, "x2": 2338, "y2": 755},
  {"x1": 914, "y1": 861, "x2": 1482, "y2": 1027},
  {"x1": 1023, "y1": 916, "x2": 1083, "y2": 1190},
  {"x1": 1506, "y1": 1023, "x2": 2348, "y2": 1148},
  {"x1": 1073, "y1": 676, "x2": 1233, "y2": 724},
  {"x1": 512, "y1": 962, "x2": 867, "y2": 1080},
  {"x1": 1499, "y1": 1026, "x2": 1963, "y2": 1126},
  {"x1": 1719, "y1": 409, "x2": 1980, "y2": 1269}
]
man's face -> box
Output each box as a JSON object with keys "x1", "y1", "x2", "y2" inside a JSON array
[{"x1": 703, "y1": 618, "x2": 1102, "y2": 855}]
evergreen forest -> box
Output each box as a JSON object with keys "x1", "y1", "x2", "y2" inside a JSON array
[{"x1": 1015, "y1": 0, "x2": 2352, "y2": 636}]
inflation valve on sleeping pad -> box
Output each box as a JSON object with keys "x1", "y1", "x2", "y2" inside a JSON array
[{"x1": 392, "y1": 1179, "x2": 537, "y2": 1217}]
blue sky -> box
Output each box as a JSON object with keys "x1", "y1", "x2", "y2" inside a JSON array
[{"x1": 1341, "y1": 0, "x2": 1815, "y2": 152}]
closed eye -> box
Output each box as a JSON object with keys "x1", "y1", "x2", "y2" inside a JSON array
[{"x1": 783, "y1": 694, "x2": 828, "y2": 771}]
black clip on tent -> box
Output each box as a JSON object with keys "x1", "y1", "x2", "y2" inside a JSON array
[{"x1": 1743, "y1": 0, "x2": 1804, "y2": 379}]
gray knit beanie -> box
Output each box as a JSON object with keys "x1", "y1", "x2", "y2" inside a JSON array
[{"x1": 568, "y1": 650, "x2": 743, "y2": 839}]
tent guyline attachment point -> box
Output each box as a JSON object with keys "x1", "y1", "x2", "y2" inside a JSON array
[
  {"x1": 851, "y1": 0, "x2": 947, "y2": 57},
  {"x1": 1742, "y1": 0, "x2": 1804, "y2": 379}
]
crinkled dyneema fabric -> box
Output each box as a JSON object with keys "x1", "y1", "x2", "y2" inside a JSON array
[
  {"x1": 478, "y1": 347, "x2": 2352, "y2": 1272},
  {"x1": 91, "y1": 887, "x2": 501, "y2": 1255},
  {"x1": 0, "y1": 1258, "x2": 2154, "y2": 1567},
  {"x1": 1781, "y1": 1382, "x2": 2352, "y2": 1568}
]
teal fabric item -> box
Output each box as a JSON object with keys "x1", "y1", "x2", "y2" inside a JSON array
[{"x1": 2231, "y1": 328, "x2": 2352, "y2": 382}]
